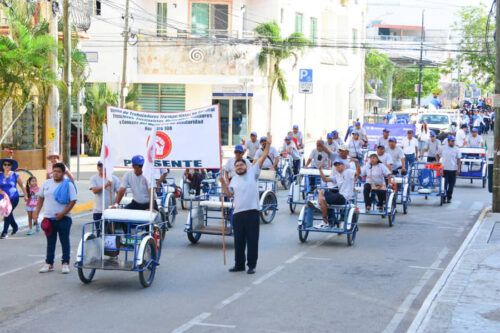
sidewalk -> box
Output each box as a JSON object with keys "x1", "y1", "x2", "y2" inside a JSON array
[{"x1": 409, "y1": 208, "x2": 500, "y2": 333}]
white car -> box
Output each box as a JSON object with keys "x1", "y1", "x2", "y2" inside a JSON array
[{"x1": 418, "y1": 113, "x2": 452, "y2": 139}]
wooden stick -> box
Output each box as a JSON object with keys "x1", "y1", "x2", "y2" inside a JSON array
[{"x1": 220, "y1": 188, "x2": 227, "y2": 266}]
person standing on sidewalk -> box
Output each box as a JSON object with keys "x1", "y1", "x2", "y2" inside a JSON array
[
  {"x1": 34, "y1": 163, "x2": 77, "y2": 274},
  {"x1": 89, "y1": 161, "x2": 120, "y2": 234},
  {"x1": 0, "y1": 157, "x2": 27, "y2": 239},
  {"x1": 436, "y1": 136, "x2": 462, "y2": 204},
  {"x1": 220, "y1": 133, "x2": 273, "y2": 275}
]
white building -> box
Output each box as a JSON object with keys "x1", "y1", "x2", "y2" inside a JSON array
[{"x1": 81, "y1": 0, "x2": 366, "y2": 151}]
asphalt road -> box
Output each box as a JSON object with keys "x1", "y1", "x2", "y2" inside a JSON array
[{"x1": 0, "y1": 173, "x2": 490, "y2": 333}]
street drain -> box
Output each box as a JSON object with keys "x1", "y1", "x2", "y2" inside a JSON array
[{"x1": 487, "y1": 222, "x2": 500, "y2": 244}]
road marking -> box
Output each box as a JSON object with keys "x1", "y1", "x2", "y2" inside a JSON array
[
  {"x1": 408, "y1": 266, "x2": 444, "y2": 271},
  {"x1": 27, "y1": 254, "x2": 45, "y2": 258},
  {"x1": 285, "y1": 251, "x2": 307, "y2": 264},
  {"x1": 0, "y1": 260, "x2": 45, "y2": 278},
  {"x1": 252, "y1": 265, "x2": 285, "y2": 285},
  {"x1": 302, "y1": 256, "x2": 332, "y2": 261},
  {"x1": 172, "y1": 312, "x2": 212, "y2": 333},
  {"x1": 195, "y1": 323, "x2": 236, "y2": 329},
  {"x1": 382, "y1": 247, "x2": 449, "y2": 333},
  {"x1": 215, "y1": 287, "x2": 251, "y2": 310}
]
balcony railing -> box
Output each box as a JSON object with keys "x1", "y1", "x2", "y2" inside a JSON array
[
  {"x1": 147, "y1": 28, "x2": 256, "y2": 40},
  {"x1": 372, "y1": 35, "x2": 422, "y2": 42}
]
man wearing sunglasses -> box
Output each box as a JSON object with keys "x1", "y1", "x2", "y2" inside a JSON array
[{"x1": 223, "y1": 145, "x2": 252, "y2": 179}]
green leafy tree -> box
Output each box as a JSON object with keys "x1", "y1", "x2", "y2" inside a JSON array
[
  {"x1": 446, "y1": 5, "x2": 493, "y2": 92},
  {"x1": 84, "y1": 83, "x2": 118, "y2": 155},
  {"x1": 254, "y1": 22, "x2": 309, "y2": 131},
  {"x1": 0, "y1": 3, "x2": 56, "y2": 146},
  {"x1": 392, "y1": 67, "x2": 441, "y2": 101},
  {"x1": 364, "y1": 50, "x2": 394, "y2": 97}
]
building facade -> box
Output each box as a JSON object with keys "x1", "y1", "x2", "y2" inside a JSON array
[{"x1": 81, "y1": 0, "x2": 366, "y2": 152}]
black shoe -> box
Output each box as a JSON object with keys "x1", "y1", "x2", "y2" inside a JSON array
[
  {"x1": 11, "y1": 228, "x2": 18, "y2": 236},
  {"x1": 0, "y1": 233, "x2": 7, "y2": 239},
  {"x1": 247, "y1": 268, "x2": 256, "y2": 274},
  {"x1": 228, "y1": 266, "x2": 245, "y2": 272},
  {"x1": 447, "y1": 198, "x2": 452, "y2": 203}
]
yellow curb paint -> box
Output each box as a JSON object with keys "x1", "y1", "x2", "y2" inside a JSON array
[{"x1": 72, "y1": 201, "x2": 93, "y2": 214}]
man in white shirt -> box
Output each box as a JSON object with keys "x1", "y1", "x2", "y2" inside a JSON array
[
  {"x1": 426, "y1": 131, "x2": 440, "y2": 162},
  {"x1": 305, "y1": 140, "x2": 330, "y2": 169},
  {"x1": 361, "y1": 154, "x2": 393, "y2": 211},
  {"x1": 354, "y1": 122, "x2": 368, "y2": 147},
  {"x1": 254, "y1": 137, "x2": 279, "y2": 170},
  {"x1": 281, "y1": 136, "x2": 301, "y2": 175},
  {"x1": 325, "y1": 132, "x2": 338, "y2": 153},
  {"x1": 455, "y1": 124, "x2": 468, "y2": 148},
  {"x1": 243, "y1": 131, "x2": 260, "y2": 162},
  {"x1": 220, "y1": 134, "x2": 273, "y2": 275},
  {"x1": 315, "y1": 159, "x2": 361, "y2": 228},
  {"x1": 224, "y1": 145, "x2": 252, "y2": 179},
  {"x1": 401, "y1": 130, "x2": 418, "y2": 170},
  {"x1": 468, "y1": 128, "x2": 485, "y2": 147},
  {"x1": 376, "y1": 145, "x2": 393, "y2": 171},
  {"x1": 114, "y1": 155, "x2": 156, "y2": 210},
  {"x1": 292, "y1": 125, "x2": 304, "y2": 149},
  {"x1": 376, "y1": 128, "x2": 391, "y2": 150},
  {"x1": 436, "y1": 136, "x2": 462, "y2": 203},
  {"x1": 331, "y1": 130, "x2": 344, "y2": 147},
  {"x1": 387, "y1": 137, "x2": 406, "y2": 175},
  {"x1": 347, "y1": 131, "x2": 364, "y2": 163}
]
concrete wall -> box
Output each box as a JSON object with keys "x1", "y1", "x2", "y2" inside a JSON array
[{"x1": 185, "y1": 85, "x2": 213, "y2": 109}]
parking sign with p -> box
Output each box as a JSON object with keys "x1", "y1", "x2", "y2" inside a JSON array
[{"x1": 299, "y1": 69, "x2": 313, "y2": 94}]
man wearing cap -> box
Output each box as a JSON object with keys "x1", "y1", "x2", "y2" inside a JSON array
[
  {"x1": 455, "y1": 124, "x2": 468, "y2": 148},
  {"x1": 331, "y1": 130, "x2": 344, "y2": 147},
  {"x1": 224, "y1": 145, "x2": 252, "y2": 178},
  {"x1": 89, "y1": 161, "x2": 121, "y2": 233},
  {"x1": 401, "y1": 130, "x2": 419, "y2": 170},
  {"x1": 291, "y1": 125, "x2": 304, "y2": 149},
  {"x1": 113, "y1": 155, "x2": 156, "y2": 210},
  {"x1": 361, "y1": 154, "x2": 393, "y2": 211},
  {"x1": 468, "y1": 128, "x2": 485, "y2": 148},
  {"x1": 320, "y1": 143, "x2": 355, "y2": 169},
  {"x1": 376, "y1": 129, "x2": 391, "y2": 150},
  {"x1": 354, "y1": 122, "x2": 368, "y2": 146},
  {"x1": 220, "y1": 134, "x2": 273, "y2": 274},
  {"x1": 243, "y1": 132, "x2": 260, "y2": 163},
  {"x1": 347, "y1": 131, "x2": 364, "y2": 164},
  {"x1": 426, "y1": 131, "x2": 440, "y2": 162},
  {"x1": 254, "y1": 137, "x2": 279, "y2": 170},
  {"x1": 326, "y1": 133, "x2": 338, "y2": 153},
  {"x1": 281, "y1": 136, "x2": 301, "y2": 175},
  {"x1": 315, "y1": 159, "x2": 361, "y2": 228},
  {"x1": 376, "y1": 145, "x2": 393, "y2": 171},
  {"x1": 387, "y1": 137, "x2": 406, "y2": 175},
  {"x1": 436, "y1": 136, "x2": 462, "y2": 203}
]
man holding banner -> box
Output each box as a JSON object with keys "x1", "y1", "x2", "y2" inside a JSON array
[{"x1": 220, "y1": 134, "x2": 273, "y2": 275}]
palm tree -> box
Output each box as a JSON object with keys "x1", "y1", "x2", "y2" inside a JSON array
[
  {"x1": 254, "y1": 22, "x2": 309, "y2": 131},
  {"x1": 84, "y1": 83, "x2": 118, "y2": 154},
  {"x1": 0, "y1": 4, "x2": 56, "y2": 146}
]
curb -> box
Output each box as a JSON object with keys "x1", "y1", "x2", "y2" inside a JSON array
[{"x1": 407, "y1": 206, "x2": 492, "y2": 333}]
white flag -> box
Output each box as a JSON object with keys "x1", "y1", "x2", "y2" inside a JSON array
[
  {"x1": 142, "y1": 127, "x2": 156, "y2": 187},
  {"x1": 100, "y1": 123, "x2": 114, "y2": 182}
]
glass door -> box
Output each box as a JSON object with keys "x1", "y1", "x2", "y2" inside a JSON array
[{"x1": 213, "y1": 98, "x2": 250, "y2": 147}]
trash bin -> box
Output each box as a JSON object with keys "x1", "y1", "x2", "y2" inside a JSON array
[{"x1": 488, "y1": 158, "x2": 494, "y2": 193}]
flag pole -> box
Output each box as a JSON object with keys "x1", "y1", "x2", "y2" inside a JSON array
[
  {"x1": 220, "y1": 152, "x2": 227, "y2": 265},
  {"x1": 149, "y1": 128, "x2": 156, "y2": 214}
]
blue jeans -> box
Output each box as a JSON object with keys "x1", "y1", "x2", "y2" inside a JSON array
[
  {"x1": 405, "y1": 154, "x2": 416, "y2": 170},
  {"x1": 2, "y1": 196, "x2": 19, "y2": 235},
  {"x1": 45, "y1": 216, "x2": 72, "y2": 265}
]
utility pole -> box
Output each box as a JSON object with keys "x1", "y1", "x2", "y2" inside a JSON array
[
  {"x1": 62, "y1": 0, "x2": 72, "y2": 167},
  {"x1": 44, "y1": 1, "x2": 60, "y2": 163},
  {"x1": 119, "y1": 0, "x2": 131, "y2": 108},
  {"x1": 493, "y1": 1, "x2": 500, "y2": 212},
  {"x1": 417, "y1": 9, "x2": 425, "y2": 110}
]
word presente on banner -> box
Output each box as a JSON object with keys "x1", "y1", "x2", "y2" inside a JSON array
[{"x1": 107, "y1": 105, "x2": 221, "y2": 169}]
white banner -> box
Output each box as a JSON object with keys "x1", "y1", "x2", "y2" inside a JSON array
[{"x1": 107, "y1": 105, "x2": 221, "y2": 169}]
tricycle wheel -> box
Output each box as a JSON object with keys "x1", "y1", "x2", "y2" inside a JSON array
[
  {"x1": 440, "y1": 195, "x2": 445, "y2": 206},
  {"x1": 403, "y1": 201, "x2": 408, "y2": 214},
  {"x1": 167, "y1": 196, "x2": 177, "y2": 228},
  {"x1": 347, "y1": 227, "x2": 357, "y2": 246},
  {"x1": 281, "y1": 168, "x2": 292, "y2": 190},
  {"x1": 187, "y1": 232, "x2": 201, "y2": 244},
  {"x1": 388, "y1": 213, "x2": 395, "y2": 227},
  {"x1": 483, "y1": 177, "x2": 486, "y2": 188},
  {"x1": 78, "y1": 266, "x2": 96, "y2": 284},
  {"x1": 299, "y1": 229, "x2": 309, "y2": 243},
  {"x1": 260, "y1": 192, "x2": 277, "y2": 224},
  {"x1": 289, "y1": 202, "x2": 296, "y2": 213},
  {"x1": 139, "y1": 238, "x2": 157, "y2": 288},
  {"x1": 181, "y1": 199, "x2": 187, "y2": 210}
]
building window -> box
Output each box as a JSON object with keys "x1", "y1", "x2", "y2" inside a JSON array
[
  {"x1": 352, "y1": 28, "x2": 358, "y2": 54},
  {"x1": 157, "y1": 2, "x2": 168, "y2": 37},
  {"x1": 191, "y1": 2, "x2": 229, "y2": 38},
  {"x1": 88, "y1": 0, "x2": 101, "y2": 16},
  {"x1": 310, "y1": 17, "x2": 317, "y2": 44},
  {"x1": 280, "y1": 8, "x2": 284, "y2": 24},
  {"x1": 295, "y1": 12, "x2": 303, "y2": 33},
  {"x1": 212, "y1": 98, "x2": 250, "y2": 146},
  {"x1": 136, "y1": 84, "x2": 186, "y2": 112}
]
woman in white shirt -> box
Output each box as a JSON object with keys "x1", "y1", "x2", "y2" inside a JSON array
[
  {"x1": 417, "y1": 122, "x2": 430, "y2": 158},
  {"x1": 361, "y1": 154, "x2": 392, "y2": 211}
]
